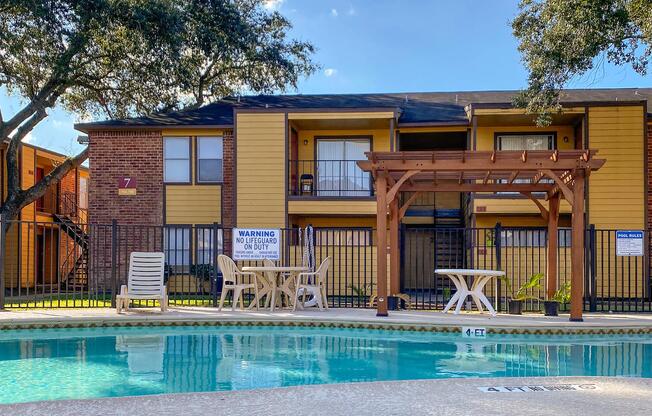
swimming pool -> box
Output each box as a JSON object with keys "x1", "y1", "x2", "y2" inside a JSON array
[{"x1": 1, "y1": 325, "x2": 651, "y2": 404}]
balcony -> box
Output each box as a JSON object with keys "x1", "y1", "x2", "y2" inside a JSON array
[{"x1": 288, "y1": 160, "x2": 373, "y2": 198}]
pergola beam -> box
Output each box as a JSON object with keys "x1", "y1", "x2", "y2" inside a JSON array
[{"x1": 358, "y1": 150, "x2": 605, "y2": 322}]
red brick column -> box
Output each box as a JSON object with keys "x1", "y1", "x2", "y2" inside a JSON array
[
  {"x1": 88, "y1": 130, "x2": 163, "y2": 225},
  {"x1": 221, "y1": 129, "x2": 235, "y2": 255}
]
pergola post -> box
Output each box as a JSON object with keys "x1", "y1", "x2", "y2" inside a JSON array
[
  {"x1": 547, "y1": 194, "x2": 560, "y2": 299},
  {"x1": 375, "y1": 172, "x2": 389, "y2": 316},
  {"x1": 389, "y1": 197, "x2": 400, "y2": 302},
  {"x1": 570, "y1": 170, "x2": 586, "y2": 321}
]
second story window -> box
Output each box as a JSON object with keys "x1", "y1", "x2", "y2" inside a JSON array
[
  {"x1": 496, "y1": 133, "x2": 554, "y2": 151},
  {"x1": 164, "y1": 137, "x2": 191, "y2": 183},
  {"x1": 197, "y1": 136, "x2": 223, "y2": 183},
  {"x1": 316, "y1": 138, "x2": 371, "y2": 197}
]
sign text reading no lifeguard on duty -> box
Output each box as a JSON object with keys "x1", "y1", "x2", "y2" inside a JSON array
[{"x1": 232, "y1": 228, "x2": 281, "y2": 260}]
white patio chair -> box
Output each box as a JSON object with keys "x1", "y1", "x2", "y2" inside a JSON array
[
  {"x1": 293, "y1": 257, "x2": 330, "y2": 311},
  {"x1": 116, "y1": 252, "x2": 167, "y2": 313},
  {"x1": 217, "y1": 254, "x2": 259, "y2": 311}
]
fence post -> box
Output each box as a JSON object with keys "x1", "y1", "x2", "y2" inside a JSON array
[
  {"x1": 212, "y1": 222, "x2": 220, "y2": 307},
  {"x1": 111, "y1": 219, "x2": 118, "y2": 308},
  {"x1": 494, "y1": 222, "x2": 502, "y2": 312},
  {"x1": 0, "y1": 215, "x2": 5, "y2": 310},
  {"x1": 588, "y1": 224, "x2": 597, "y2": 312}
]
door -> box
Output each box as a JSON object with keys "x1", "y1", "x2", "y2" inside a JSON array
[{"x1": 316, "y1": 138, "x2": 370, "y2": 196}]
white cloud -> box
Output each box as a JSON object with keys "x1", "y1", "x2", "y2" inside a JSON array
[
  {"x1": 331, "y1": 8, "x2": 338, "y2": 17},
  {"x1": 263, "y1": 0, "x2": 284, "y2": 11},
  {"x1": 22, "y1": 131, "x2": 35, "y2": 143},
  {"x1": 324, "y1": 68, "x2": 337, "y2": 77},
  {"x1": 347, "y1": 5, "x2": 356, "y2": 16}
]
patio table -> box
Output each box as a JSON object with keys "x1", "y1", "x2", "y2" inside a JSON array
[
  {"x1": 435, "y1": 268, "x2": 504, "y2": 316},
  {"x1": 242, "y1": 266, "x2": 308, "y2": 312}
]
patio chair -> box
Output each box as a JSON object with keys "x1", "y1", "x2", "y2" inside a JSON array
[
  {"x1": 116, "y1": 252, "x2": 167, "y2": 313},
  {"x1": 217, "y1": 254, "x2": 259, "y2": 311},
  {"x1": 293, "y1": 257, "x2": 330, "y2": 311}
]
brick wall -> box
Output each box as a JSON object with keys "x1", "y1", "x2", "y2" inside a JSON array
[
  {"x1": 222, "y1": 129, "x2": 235, "y2": 228},
  {"x1": 88, "y1": 130, "x2": 163, "y2": 225}
]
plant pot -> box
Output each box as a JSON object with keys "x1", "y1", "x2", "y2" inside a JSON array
[
  {"x1": 543, "y1": 301, "x2": 559, "y2": 317},
  {"x1": 507, "y1": 299, "x2": 523, "y2": 315}
]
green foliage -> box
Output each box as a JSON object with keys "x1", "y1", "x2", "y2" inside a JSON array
[
  {"x1": 500, "y1": 273, "x2": 544, "y2": 301},
  {"x1": 512, "y1": 0, "x2": 652, "y2": 126},
  {"x1": 0, "y1": 0, "x2": 317, "y2": 120},
  {"x1": 551, "y1": 281, "x2": 571, "y2": 304},
  {"x1": 190, "y1": 264, "x2": 215, "y2": 282},
  {"x1": 348, "y1": 283, "x2": 372, "y2": 301}
]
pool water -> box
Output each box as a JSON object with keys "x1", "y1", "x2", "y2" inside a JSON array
[{"x1": 1, "y1": 325, "x2": 651, "y2": 404}]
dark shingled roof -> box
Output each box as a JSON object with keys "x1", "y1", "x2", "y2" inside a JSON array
[{"x1": 75, "y1": 88, "x2": 652, "y2": 130}]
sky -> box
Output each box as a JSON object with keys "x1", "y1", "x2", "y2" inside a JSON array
[{"x1": 2, "y1": 0, "x2": 651, "y2": 157}]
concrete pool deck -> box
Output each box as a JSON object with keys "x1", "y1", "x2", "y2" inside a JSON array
[
  {"x1": 3, "y1": 377, "x2": 652, "y2": 416},
  {"x1": 1, "y1": 307, "x2": 652, "y2": 334}
]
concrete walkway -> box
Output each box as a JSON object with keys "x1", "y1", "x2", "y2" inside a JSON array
[
  {"x1": 3, "y1": 377, "x2": 651, "y2": 416},
  {"x1": 1, "y1": 307, "x2": 652, "y2": 333}
]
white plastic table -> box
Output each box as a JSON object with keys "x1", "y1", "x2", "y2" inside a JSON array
[
  {"x1": 435, "y1": 268, "x2": 505, "y2": 316},
  {"x1": 241, "y1": 266, "x2": 308, "y2": 311}
]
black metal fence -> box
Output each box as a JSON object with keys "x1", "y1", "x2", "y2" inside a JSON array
[
  {"x1": 0, "y1": 221, "x2": 376, "y2": 309},
  {"x1": 1, "y1": 219, "x2": 651, "y2": 312}
]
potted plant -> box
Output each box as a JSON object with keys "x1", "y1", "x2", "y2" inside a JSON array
[
  {"x1": 543, "y1": 281, "x2": 571, "y2": 316},
  {"x1": 499, "y1": 273, "x2": 543, "y2": 315}
]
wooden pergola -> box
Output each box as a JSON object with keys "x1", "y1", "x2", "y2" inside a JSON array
[{"x1": 357, "y1": 150, "x2": 606, "y2": 322}]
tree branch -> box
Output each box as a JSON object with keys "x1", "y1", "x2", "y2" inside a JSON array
[
  {"x1": 18, "y1": 147, "x2": 89, "y2": 212},
  {"x1": 5, "y1": 109, "x2": 49, "y2": 194}
]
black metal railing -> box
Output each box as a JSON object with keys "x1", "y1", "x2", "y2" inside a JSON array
[
  {"x1": 288, "y1": 159, "x2": 373, "y2": 197},
  {"x1": 1, "y1": 219, "x2": 651, "y2": 313}
]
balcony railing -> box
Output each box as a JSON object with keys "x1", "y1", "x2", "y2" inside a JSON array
[{"x1": 288, "y1": 160, "x2": 373, "y2": 197}]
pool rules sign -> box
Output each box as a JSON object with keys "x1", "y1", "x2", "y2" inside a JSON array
[
  {"x1": 616, "y1": 230, "x2": 644, "y2": 256},
  {"x1": 233, "y1": 228, "x2": 281, "y2": 260}
]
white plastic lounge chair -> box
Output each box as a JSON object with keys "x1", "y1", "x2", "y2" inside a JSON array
[
  {"x1": 218, "y1": 254, "x2": 259, "y2": 311},
  {"x1": 116, "y1": 252, "x2": 167, "y2": 313},
  {"x1": 293, "y1": 257, "x2": 330, "y2": 311}
]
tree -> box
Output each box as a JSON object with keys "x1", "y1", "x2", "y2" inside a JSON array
[
  {"x1": 0, "y1": 0, "x2": 316, "y2": 221},
  {"x1": 512, "y1": 0, "x2": 651, "y2": 125}
]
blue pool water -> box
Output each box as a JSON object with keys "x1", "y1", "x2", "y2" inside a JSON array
[{"x1": 1, "y1": 325, "x2": 651, "y2": 404}]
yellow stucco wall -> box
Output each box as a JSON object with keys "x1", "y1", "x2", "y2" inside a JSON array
[
  {"x1": 587, "y1": 105, "x2": 645, "y2": 229},
  {"x1": 166, "y1": 185, "x2": 222, "y2": 225},
  {"x1": 295, "y1": 128, "x2": 391, "y2": 160},
  {"x1": 475, "y1": 124, "x2": 576, "y2": 151},
  {"x1": 236, "y1": 112, "x2": 287, "y2": 227}
]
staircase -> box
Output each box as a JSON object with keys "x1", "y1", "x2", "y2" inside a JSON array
[{"x1": 54, "y1": 192, "x2": 89, "y2": 290}]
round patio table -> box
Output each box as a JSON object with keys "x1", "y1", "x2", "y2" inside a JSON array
[
  {"x1": 241, "y1": 266, "x2": 308, "y2": 312},
  {"x1": 435, "y1": 268, "x2": 504, "y2": 316}
]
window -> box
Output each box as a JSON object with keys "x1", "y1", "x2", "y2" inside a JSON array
[
  {"x1": 316, "y1": 138, "x2": 371, "y2": 196},
  {"x1": 164, "y1": 137, "x2": 190, "y2": 183},
  {"x1": 197, "y1": 136, "x2": 223, "y2": 183},
  {"x1": 164, "y1": 227, "x2": 191, "y2": 271},
  {"x1": 79, "y1": 177, "x2": 88, "y2": 210},
  {"x1": 496, "y1": 134, "x2": 554, "y2": 151},
  {"x1": 496, "y1": 134, "x2": 555, "y2": 193},
  {"x1": 195, "y1": 227, "x2": 224, "y2": 265}
]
